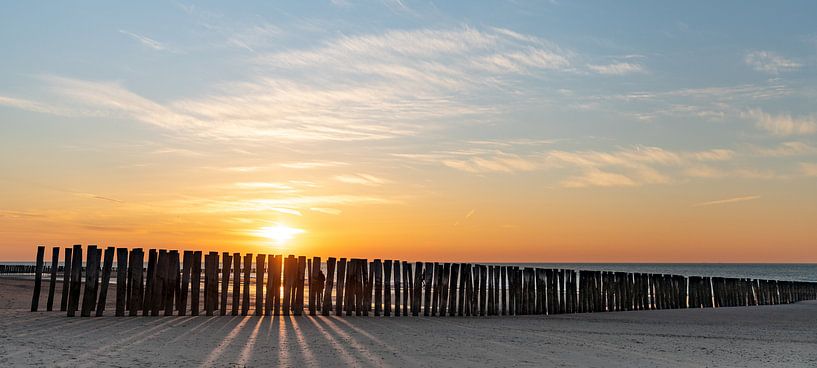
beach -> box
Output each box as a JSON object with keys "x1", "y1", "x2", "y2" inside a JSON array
[{"x1": 2, "y1": 278, "x2": 816, "y2": 367}]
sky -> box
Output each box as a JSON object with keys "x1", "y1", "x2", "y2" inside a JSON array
[{"x1": 1, "y1": 1, "x2": 816, "y2": 262}]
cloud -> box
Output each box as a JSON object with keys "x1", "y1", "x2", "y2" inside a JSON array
[
  {"x1": 753, "y1": 141, "x2": 817, "y2": 157},
  {"x1": 309, "y1": 207, "x2": 343, "y2": 215},
  {"x1": 334, "y1": 173, "x2": 389, "y2": 186},
  {"x1": 561, "y1": 169, "x2": 639, "y2": 188},
  {"x1": 441, "y1": 152, "x2": 538, "y2": 174},
  {"x1": 0, "y1": 95, "x2": 70, "y2": 115},
  {"x1": 119, "y1": 30, "x2": 167, "y2": 51},
  {"x1": 280, "y1": 161, "x2": 349, "y2": 169},
  {"x1": 744, "y1": 109, "x2": 817, "y2": 136},
  {"x1": 3, "y1": 27, "x2": 580, "y2": 144},
  {"x1": 744, "y1": 51, "x2": 800, "y2": 74},
  {"x1": 587, "y1": 62, "x2": 644, "y2": 75},
  {"x1": 800, "y1": 163, "x2": 817, "y2": 177},
  {"x1": 692, "y1": 195, "x2": 760, "y2": 207}
]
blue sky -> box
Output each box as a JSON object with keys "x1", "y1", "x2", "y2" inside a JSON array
[{"x1": 0, "y1": 1, "x2": 816, "y2": 261}]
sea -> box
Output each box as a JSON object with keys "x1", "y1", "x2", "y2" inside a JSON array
[{"x1": 2, "y1": 262, "x2": 816, "y2": 282}]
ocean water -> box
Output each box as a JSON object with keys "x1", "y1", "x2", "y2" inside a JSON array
[
  {"x1": 3, "y1": 262, "x2": 816, "y2": 282},
  {"x1": 500, "y1": 263, "x2": 817, "y2": 283}
]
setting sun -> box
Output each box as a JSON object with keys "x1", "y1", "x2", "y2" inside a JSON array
[{"x1": 254, "y1": 224, "x2": 305, "y2": 246}]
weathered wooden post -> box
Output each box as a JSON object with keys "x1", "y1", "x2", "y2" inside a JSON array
[
  {"x1": 363, "y1": 260, "x2": 372, "y2": 316},
  {"x1": 282, "y1": 256, "x2": 294, "y2": 316},
  {"x1": 80, "y1": 245, "x2": 100, "y2": 317},
  {"x1": 309, "y1": 256, "x2": 320, "y2": 316},
  {"x1": 295, "y1": 256, "x2": 306, "y2": 316},
  {"x1": 265, "y1": 254, "x2": 274, "y2": 315},
  {"x1": 164, "y1": 250, "x2": 179, "y2": 316},
  {"x1": 189, "y1": 251, "x2": 201, "y2": 316},
  {"x1": 43, "y1": 247, "x2": 60, "y2": 311},
  {"x1": 220, "y1": 252, "x2": 232, "y2": 316},
  {"x1": 143, "y1": 249, "x2": 157, "y2": 316},
  {"x1": 255, "y1": 254, "x2": 266, "y2": 316},
  {"x1": 448, "y1": 263, "x2": 459, "y2": 317},
  {"x1": 95, "y1": 247, "x2": 115, "y2": 316},
  {"x1": 67, "y1": 244, "x2": 83, "y2": 316},
  {"x1": 322, "y1": 257, "x2": 336, "y2": 316},
  {"x1": 271, "y1": 255, "x2": 282, "y2": 315},
  {"x1": 115, "y1": 248, "x2": 128, "y2": 316},
  {"x1": 151, "y1": 250, "x2": 168, "y2": 316},
  {"x1": 232, "y1": 253, "x2": 240, "y2": 316},
  {"x1": 384, "y1": 260, "x2": 392, "y2": 316},
  {"x1": 440, "y1": 263, "x2": 450, "y2": 316},
  {"x1": 31, "y1": 245, "x2": 45, "y2": 312},
  {"x1": 128, "y1": 249, "x2": 144, "y2": 316},
  {"x1": 373, "y1": 259, "x2": 383, "y2": 316},
  {"x1": 335, "y1": 258, "x2": 347, "y2": 316},
  {"x1": 241, "y1": 253, "x2": 252, "y2": 316},
  {"x1": 178, "y1": 251, "x2": 192, "y2": 316},
  {"x1": 393, "y1": 260, "x2": 402, "y2": 316},
  {"x1": 402, "y1": 261, "x2": 411, "y2": 316},
  {"x1": 60, "y1": 247, "x2": 73, "y2": 312}
]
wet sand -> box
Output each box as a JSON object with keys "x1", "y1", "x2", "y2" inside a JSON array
[{"x1": 1, "y1": 277, "x2": 816, "y2": 367}]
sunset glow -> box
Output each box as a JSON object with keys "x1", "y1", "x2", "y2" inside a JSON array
[
  {"x1": 1, "y1": 2, "x2": 816, "y2": 262},
  {"x1": 254, "y1": 224, "x2": 305, "y2": 247}
]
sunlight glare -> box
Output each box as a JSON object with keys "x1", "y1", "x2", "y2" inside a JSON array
[{"x1": 254, "y1": 223, "x2": 305, "y2": 245}]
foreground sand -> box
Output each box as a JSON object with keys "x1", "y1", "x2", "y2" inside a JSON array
[{"x1": 1, "y1": 278, "x2": 816, "y2": 367}]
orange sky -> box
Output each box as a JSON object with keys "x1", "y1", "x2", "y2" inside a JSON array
[{"x1": 2, "y1": 3, "x2": 817, "y2": 262}]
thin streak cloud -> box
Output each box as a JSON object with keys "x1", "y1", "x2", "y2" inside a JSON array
[{"x1": 692, "y1": 195, "x2": 761, "y2": 207}]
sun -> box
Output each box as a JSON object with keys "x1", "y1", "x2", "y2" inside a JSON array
[{"x1": 254, "y1": 223, "x2": 305, "y2": 245}]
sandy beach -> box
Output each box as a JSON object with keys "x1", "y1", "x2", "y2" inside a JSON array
[{"x1": 2, "y1": 278, "x2": 816, "y2": 367}]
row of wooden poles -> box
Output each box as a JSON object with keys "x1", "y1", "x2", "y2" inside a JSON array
[{"x1": 28, "y1": 245, "x2": 817, "y2": 317}]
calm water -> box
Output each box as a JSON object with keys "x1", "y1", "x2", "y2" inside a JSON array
[
  {"x1": 3, "y1": 262, "x2": 816, "y2": 282},
  {"x1": 499, "y1": 263, "x2": 817, "y2": 283}
]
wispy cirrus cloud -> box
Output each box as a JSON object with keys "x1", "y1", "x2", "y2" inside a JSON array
[
  {"x1": 1, "y1": 27, "x2": 579, "y2": 144},
  {"x1": 587, "y1": 62, "x2": 644, "y2": 75},
  {"x1": 744, "y1": 109, "x2": 817, "y2": 136},
  {"x1": 119, "y1": 30, "x2": 168, "y2": 51},
  {"x1": 334, "y1": 173, "x2": 390, "y2": 186},
  {"x1": 744, "y1": 50, "x2": 800, "y2": 74},
  {"x1": 800, "y1": 163, "x2": 817, "y2": 177},
  {"x1": 692, "y1": 195, "x2": 760, "y2": 207},
  {"x1": 398, "y1": 143, "x2": 752, "y2": 187}
]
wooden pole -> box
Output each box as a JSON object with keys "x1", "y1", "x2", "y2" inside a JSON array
[
  {"x1": 177, "y1": 251, "x2": 192, "y2": 316},
  {"x1": 374, "y1": 259, "x2": 383, "y2": 316},
  {"x1": 448, "y1": 263, "x2": 459, "y2": 317},
  {"x1": 60, "y1": 247, "x2": 73, "y2": 312},
  {"x1": 128, "y1": 249, "x2": 144, "y2": 316},
  {"x1": 45, "y1": 247, "x2": 59, "y2": 311},
  {"x1": 384, "y1": 260, "x2": 392, "y2": 316},
  {"x1": 309, "y1": 256, "x2": 320, "y2": 316},
  {"x1": 143, "y1": 249, "x2": 157, "y2": 316},
  {"x1": 31, "y1": 246, "x2": 45, "y2": 312},
  {"x1": 393, "y1": 260, "x2": 401, "y2": 317},
  {"x1": 255, "y1": 254, "x2": 266, "y2": 316},
  {"x1": 295, "y1": 256, "x2": 306, "y2": 316},
  {"x1": 271, "y1": 255, "x2": 282, "y2": 316},
  {"x1": 242, "y1": 253, "x2": 252, "y2": 316},
  {"x1": 80, "y1": 245, "x2": 99, "y2": 317},
  {"x1": 164, "y1": 250, "x2": 179, "y2": 316},
  {"x1": 335, "y1": 258, "x2": 346, "y2": 316},
  {"x1": 115, "y1": 248, "x2": 128, "y2": 316},
  {"x1": 402, "y1": 261, "x2": 410, "y2": 316},
  {"x1": 232, "y1": 253, "x2": 240, "y2": 316},
  {"x1": 95, "y1": 247, "x2": 115, "y2": 316},
  {"x1": 322, "y1": 257, "x2": 336, "y2": 316},
  {"x1": 219, "y1": 253, "x2": 231, "y2": 316},
  {"x1": 265, "y1": 254, "x2": 274, "y2": 315},
  {"x1": 152, "y1": 250, "x2": 168, "y2": 316},
  {"x1": 188, "y1": 251, "x2": 201, "y2": 316}
]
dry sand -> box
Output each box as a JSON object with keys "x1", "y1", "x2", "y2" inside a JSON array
[{"x1": 1, "y1": 277, "x2": 816, "y2": 367}]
